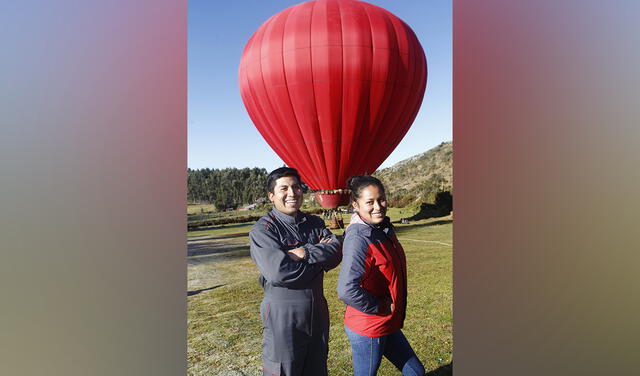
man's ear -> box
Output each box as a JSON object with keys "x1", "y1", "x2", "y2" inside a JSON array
[{"x1": 268, "y1": 192, "x2": 275, "y2": 202}]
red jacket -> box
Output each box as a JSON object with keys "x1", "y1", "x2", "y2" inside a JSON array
[{"x1": 337, "y1": 214, "x2": 407, "y2": 337}]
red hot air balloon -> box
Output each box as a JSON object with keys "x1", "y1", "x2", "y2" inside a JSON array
[{"x1": 239, "y1": 0, "x2": 427, "y2": 208}]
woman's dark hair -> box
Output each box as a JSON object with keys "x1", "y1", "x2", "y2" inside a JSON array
[
  {"x1": 266, "y1": 167, "x2": 301, "y2": 193},
  {"x1": 347, "y1": 175, "x2": 386, "y2": 202}
]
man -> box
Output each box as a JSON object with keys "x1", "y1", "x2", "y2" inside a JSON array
[{"x1": 249, "y1": 167, "x2": 342, "y2": 376}]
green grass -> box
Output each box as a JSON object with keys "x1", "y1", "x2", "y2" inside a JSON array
[
  {"x1": 187, "y1": 204, "x2": 270, "y2": 224},
  {"x1": 187, "y1": 203, "x2": 218, "y2": 215},
  {"x1": 187, "y1": 212, "x2": 452, "y2": 376}
]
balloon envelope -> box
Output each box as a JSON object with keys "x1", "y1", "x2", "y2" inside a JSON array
[{"x1": 239, "y1": 0, "x2": 427, "y2": 207}]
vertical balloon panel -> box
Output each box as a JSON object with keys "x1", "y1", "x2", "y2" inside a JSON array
[
  {"x1": 310, "y1": 0, "x2": 343, "y2": 188},
  {"x1": 283, "y1": 2, "x2": 329, "y2": 188}
]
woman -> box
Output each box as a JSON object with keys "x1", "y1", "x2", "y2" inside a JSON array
[{"x1": 337, "y1": 175, "x2": 425, "y2": 376}]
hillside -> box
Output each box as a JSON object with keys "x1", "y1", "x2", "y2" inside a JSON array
[
  {"x1": 187, "y1": 142, "x2": 452, "y2": 210},
  {"x1": 374, "y1": 141, "x2": 452, "y2": 205}
]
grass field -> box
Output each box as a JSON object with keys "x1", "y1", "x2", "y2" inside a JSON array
[
  {"x1": 187, "y1": 203, "x2": 269, "y2": 222},
  {"x1": 187, "y1": 209, "x2": 452, "y2": 376}
]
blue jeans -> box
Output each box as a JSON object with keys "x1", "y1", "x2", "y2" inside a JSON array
[{"x1": 344, "y1": 325, "x2": 425, "y2": 376}]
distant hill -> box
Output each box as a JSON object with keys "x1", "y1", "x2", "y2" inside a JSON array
[
  {"x1": 374, "y1": 141, "x2": 452, "y2": 206},
  {"x1": 187, "y1": 142, "x2": 452, "y2": 210}
]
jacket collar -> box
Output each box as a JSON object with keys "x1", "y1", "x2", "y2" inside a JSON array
[
  {"x1": 349, "y1": 213, "x2": 392, "y2": 232},
  {"x1": 270, "y1": 207, "x2": 306, "y2": 225}
]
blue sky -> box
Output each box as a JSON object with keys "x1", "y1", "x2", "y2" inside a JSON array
[{"x1": 188, "y1": 0, "x2": 451, "y2": 171}]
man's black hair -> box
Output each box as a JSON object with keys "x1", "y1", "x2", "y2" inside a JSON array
[{"x1": 266, "y1": 167, "x2": 301, "y2": 193}]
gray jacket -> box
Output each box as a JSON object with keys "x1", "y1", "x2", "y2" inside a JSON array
[{"x1": 249, "y1": 208, "x2": 342, "y2": 362}]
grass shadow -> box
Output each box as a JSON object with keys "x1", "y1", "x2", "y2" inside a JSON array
[
  {"x1": 188, "y1": 243, "x2": 250, "y2": 257},
  {"x1": 189, "y1": 222, "x2": 254, "y2": 232},
  {"x1": 188, "y1": 247, "x2": 252, "y2": 264},
  {"x1": 393, "y1": 220, "x2": 453, "y2": 236},
  {"x1": 188, "y1": 284, "x2": 226, "y2": 296},
  {"x1": 189, "y1": 232, "x2": 250, "y2": 242},
  {"x1": 426, "y1": 361, "x2": 452, "y2": 376}
]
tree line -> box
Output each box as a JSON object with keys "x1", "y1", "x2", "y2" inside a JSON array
[{"x1": 187, "y1": 167, "x2": 269, "y2": 210}]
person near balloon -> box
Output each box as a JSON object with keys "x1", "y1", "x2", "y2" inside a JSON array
[
  {"x1": 249, "y1": 167, "x2": 342, "y2": 376},
  {"x1": 337, "y1": 175, "x2": 425, "y2": 376}
]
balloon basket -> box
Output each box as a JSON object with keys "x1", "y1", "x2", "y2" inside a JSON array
[
  {"x1": 316, "y1": 192, "x2": 350, "y2": 208},
  {"x1": 325, "y1": 210, "x2": 344, "y2": 230}
]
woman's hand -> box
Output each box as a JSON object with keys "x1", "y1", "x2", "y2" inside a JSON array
[{"x1": 378, "y1": 296, "x2": 394, "y2": 316}]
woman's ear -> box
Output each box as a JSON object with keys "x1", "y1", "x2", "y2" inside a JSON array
[{"x1": 351, "y1": 201, "x2": 358, "y2": 210}]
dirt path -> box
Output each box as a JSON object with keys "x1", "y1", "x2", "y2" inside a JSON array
[{"x1": 187, "y1": 234, "x2": 254, "y2": 295}]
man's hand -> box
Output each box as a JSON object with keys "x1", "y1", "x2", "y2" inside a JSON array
[
  {"x1": 287, "y1": 247, "x2": 306, "y2": 261},
  {"x1": 287, "y1": 237, "x2": 334, "y2": 261}
]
